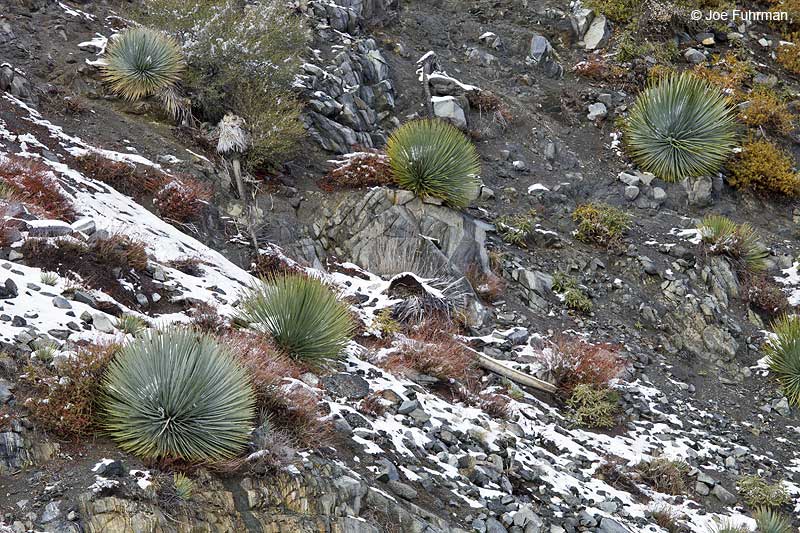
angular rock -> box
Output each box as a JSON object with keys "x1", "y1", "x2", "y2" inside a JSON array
[
  {"x1": 529, "y1": 35, "x2": 563, "y2": 79},
  {"x1": 431, "y1": 95, "x2": 467, "y2": 130},
  {"x1": 583, "y1": 15, "x2": 609, "y2": 50}
]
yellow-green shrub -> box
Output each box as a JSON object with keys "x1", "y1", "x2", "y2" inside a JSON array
[
  {"x1": 727, "y1": 139, "x2": 800, "y2": 196},
  {"x1": 739, "y1": 88, "x2": 794, "y2": 134},
  {"x1": 572, "y1": 203, "x2": 630, "y2": 248},
  {"x1": 776, "y1": 37, "x2": 800, "y2": 75}
]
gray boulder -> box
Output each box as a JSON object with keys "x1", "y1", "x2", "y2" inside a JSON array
[{"x1": 529, "y1": 35, "x2": 563, "y2": 79}]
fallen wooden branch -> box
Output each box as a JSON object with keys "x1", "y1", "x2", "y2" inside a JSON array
[{"x1": 464, "y1": 345, "x2": 557, "y2": 394}]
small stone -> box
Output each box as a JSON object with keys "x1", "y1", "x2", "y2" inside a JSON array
[
  {"x1": 773, "y1": 397, "x2": 791, "y2": 417},
  {"x1": 695, "y1": 482, "x2": 711, "y2": 496},
  {"x1": 652, "y1": 187, "x2": 666, "y2": 201},
  {"x1": 583, "y1": 15, "x2": 609, "y2": 50},
  {"x1": 712, "y1": 484, "x2": 737, "y2": 505},
  {"x1": 92, "y1": 313, "x2": 115, "y2": 334},
  {"x1": 387, "y1": 480, "x2": 418, "y2": 500},
  {"x1": 624, "y1": 185, "x2": 640, "y2": 200},
  {"x1": 587, "y1": 102, "x2": 607, "y2": 120},
  {"x1": 684, "y1": 48, "x2": 705, "y2": 64},
  {"x1": 398, "y1": 400, "x2": 420, "y2": 415},
  {"x1": 52, "y1": 296, "x2": 72, "y2": 309},
  {"x1": 0, "y1": 278, "x2": 18, "y2": 299}
]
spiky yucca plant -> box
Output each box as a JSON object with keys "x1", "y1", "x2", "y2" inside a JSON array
[
  {"x1": 624, "y1": 72, "x2": 737, "y2": 182},
  {"x1": 116, "y1": 314, "x2": 149, "y2": 336},
  {"x1": 100, "y1": 328, "x2": 255, "y2": 462},
  {"x1": 387, "y1": 119, "x2": 481, "y2": 208},
  {"x1": 698, "y1": 214, "x2": 769, "y2": 272},
  {"x1": 766, "y1": 315, "x2": 800, "y2": 407},
  {"x1": 102, "y1": 27, "x2": 185, "y2": 102},
  {"x1": 753, "y1": 508, "x2": 792, "y2": 533},
  {"x1": 236, "y1": 274, "x2": 355, "y2": 365}
]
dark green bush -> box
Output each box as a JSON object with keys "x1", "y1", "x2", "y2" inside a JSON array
[
  {"x1": 765, "y1": 315, "x2": 800, "y2": 407},
  {"x1": 139, "y1": 0, "x2": 308, "y2": 170},
  {"x1": 387, "y1": 119, "x2": 481, "y2": 208},
  {"x1": 236, "y1": 274, "x2": 355, "y2": 365},
  {"x1": 100, "y1": 328, "x2": 255, "y2": 462},
  {"x1": 624, "y1": 73, "x2": 737, "y2": 182}
]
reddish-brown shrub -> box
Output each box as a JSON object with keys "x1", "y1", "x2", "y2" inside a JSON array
[
  {"x1": 382, "y1": 323, "x2": 481, "y2": 388},
  {"x1": 188, "y1": 301, "x2": 230, "y2": 335},
  {"x1": 319, "y1": 150, "x2": 393, "y2": 191},
  {"x1": 0, "y1": 203, "x2": 21, "y2": 248},
  {"x1": 74, "y1": 154, "x2": 166, "y2": 197},
  {"x1": 227, "y1": 331, "x2": 330, "y2": 447},
  {"x1": 153, "y1": 176, "x2": 212, "y2": 222},
  {"x1": 91, "y1": 233, "x2": 149, "y2": 271},
  {"x1": 0, "y1": 155, "x2": 76, "y2": 221},
  {"x1": 539, "y1": 338, "x2": 624, "y2": 394},
  {"x1": 167, "y1": 256, "x2": 206, "y2": 276},
  {"x1": 357, "y1": 391, "x2": 387, "y2": 417},
  {"x1": 20, "y1": 342, "x2": 121, "y2": 438},
  {"x1": 465, "y1": 264, "x2": 506, "y2": 303},
  {"x1": 479, "y1": 393, "x2": 511, "y2": 419},
  {"x1": 251, "y1": 252, "x2": 302, "y2": 278},
  {"x1": 746, "y1": 275, "x2": 789, "y2": 317},
  {"x1": 574, "y1": 58, "x2": 625, "y2": 81},
  {"x1": 466, "y1": 91, "x2": 513, "y2": 124}
]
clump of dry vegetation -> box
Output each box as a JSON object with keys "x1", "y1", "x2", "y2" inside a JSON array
[
  {"x1": 319, "y1": 150, "x2": 394, "y2": 191},
  {"x1": 0, "y1": 155, "x2": 76, "y2": 221},
  {"x1": 21, "y1": 343, "x2": 121, "y2": 438},
  {"x1": 538, "y1": 338, "x2": 625, "y2": 394},
  {"x1": 739, "y1": 88, "x2": 794, "y2": 134},
  {"x1": 636, "y1": 457, "x2": 691, "y2": 495}
]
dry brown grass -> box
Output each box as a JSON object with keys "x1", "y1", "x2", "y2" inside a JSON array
[
  {"x1": 0, "y1": 155, "x2": 76, "y2": 221},
  {"x1": 382, "y1": 320, "x2": 481, "y2": 388},
  {"x1": 153, "y1": 176, "x2": 212, "y2": 222},
  {"x1": 20, "y1": 342, "x2": 121, "y2": 438},
  {"x1": 227, "y1": 331, "x2": 331, "y2": 448},
  {"x1": 539, "y1": 337, "x2": 625, "y2": 394},
  {"x1": 319, "y1": 150, "x2": 394, "y2": 191}
]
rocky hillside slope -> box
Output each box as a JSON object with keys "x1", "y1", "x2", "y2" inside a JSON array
[{"x1": 1, "y1": 0, "x2": 800, "y2": 532}]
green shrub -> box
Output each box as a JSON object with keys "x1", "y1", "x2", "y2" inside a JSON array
[
  {"x1": 39, "y1": 271, "x2": 58, "y2": 286},
  {"x1": 765, "y1": 315, "x2": 800, "y2": 407},
  {"x1": 495, "y1": 209, "x2": 537, "y2": 246},
  {"x1": 635, "y1": 457, "x2": 690, "y2": 495},
  {"x1": 173, "y1": 472, "x2": 194, "y2": 500},
  {"x1": 567, "y1": 384, "x2": 619, "y2": 428},
  {"x1": 572, "y1": 203, "x2": 630, "y2": 248},
  {"x1": 553, "y1": 273, "x2": 593, "y2": 313},
  {"x1": 116, "y1": 314, "x2": 149, "y2": 336},
  {"x1": 709, "y1": 521, "x2": 749, "y2": 533},
  {"x1": 138, "y1": 0, "x2": 308, "y2": 170},
  {"x1": 584, "y1": 0, "x2": 638, "y2": 22},
  {"x1": 100, "y1": 328, "x2": 255, "y2": 462},
  {"x1": 753, "y1": 508, "x2": 793, "y2": 533},
  {"x1": 737, "y1": 475, "x2": 790, "y2": 508},
  {"x1": 387, "y1": 119, "x2": 481, "y2": 208},
  {"x1": 101, "y1": 27, "x2": 184, "y2": 103},
  {"x1": 727, "y1": 139, "x2": 800, "y2": 197},
  {"x1": 697, "y1": 215, "x2": 768, "y2": 272},
  {"x1": 236, "y1": 274, "x2": 355, "y2": 365},
  {"x1": 624, "y1": 73, "x2": 737, "y2": 182}
]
